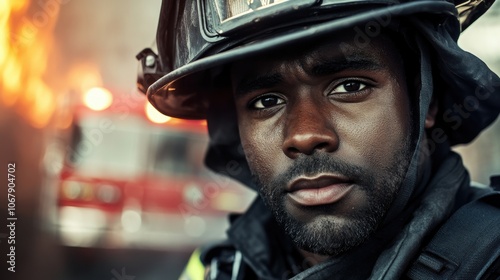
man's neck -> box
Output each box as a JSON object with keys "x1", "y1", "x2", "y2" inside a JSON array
[{"x1": 299, "y1": 248, "x2": 330, "y2": 267}]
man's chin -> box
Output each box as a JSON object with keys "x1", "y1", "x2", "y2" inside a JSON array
[{"x1": 281, "y1": 212, "x2": 378, "y2": 257}]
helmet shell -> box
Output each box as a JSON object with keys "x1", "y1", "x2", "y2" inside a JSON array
[{"x1": 138, "y1": 0, "x2": 500, "y2": 146}]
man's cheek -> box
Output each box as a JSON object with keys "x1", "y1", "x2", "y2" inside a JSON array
[
  {"x1": 249, "y1": 155, "x2": 276, "y2": 182},
  {"x1": 242, "y1": 134, "x2": 280, "y2": 171}
]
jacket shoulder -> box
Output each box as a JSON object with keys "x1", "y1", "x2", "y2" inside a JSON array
[
  {"x1": 179, "y1": 248, "x2": 207, "y2": 280},
  {"x1": 408, "y1": 191, "x2": 500, "y2": 279}
]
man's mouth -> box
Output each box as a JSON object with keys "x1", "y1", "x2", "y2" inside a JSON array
[{"x1": 286, "y1": 174, "x2": 354, "y2": 206}]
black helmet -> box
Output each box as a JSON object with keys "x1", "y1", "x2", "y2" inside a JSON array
[{"x1": 138, "y1": 0, "x2": 499, "y2": 145}]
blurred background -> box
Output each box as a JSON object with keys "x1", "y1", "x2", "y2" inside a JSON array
[{"x1": 0, "y1": 1, "x2": 498, "y2": 279}]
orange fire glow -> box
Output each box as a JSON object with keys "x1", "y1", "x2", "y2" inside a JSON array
[{"x1": 0, "y1": 0, "x2": 60, "y2": 128}]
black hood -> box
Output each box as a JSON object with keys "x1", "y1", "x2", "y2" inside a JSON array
[{"x1": 202, "y1": 11, "x2": 500, "y2": 224}]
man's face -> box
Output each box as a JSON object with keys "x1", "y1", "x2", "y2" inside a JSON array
[{"x1": 230, "y1": 32, "x2": 413, "y2": 257}]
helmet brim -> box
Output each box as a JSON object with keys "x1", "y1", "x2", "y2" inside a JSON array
[{"x1": 147, "y1": 1, "x2": 456, "y2": 119}]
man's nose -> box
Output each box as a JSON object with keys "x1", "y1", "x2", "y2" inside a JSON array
[{"x1": 282, "y1": 100, "x2": 339, "y2": 158}]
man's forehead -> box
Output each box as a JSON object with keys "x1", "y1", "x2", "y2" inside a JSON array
[{"x1": 230, "y1": 32, "x2": 397, "y2": 92}]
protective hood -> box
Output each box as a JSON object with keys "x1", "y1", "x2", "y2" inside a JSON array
[{"x1": 138, "y1": 0, "x2": 500, "y2": 222}]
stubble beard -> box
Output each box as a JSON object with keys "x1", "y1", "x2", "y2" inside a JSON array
[{"x1": 252, "y1": 140, "x2": 412, "y2": 257}]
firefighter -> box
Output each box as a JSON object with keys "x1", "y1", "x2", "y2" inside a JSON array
[{"x1": 137, "y1": 0, "x2": 500, "y2": 279}]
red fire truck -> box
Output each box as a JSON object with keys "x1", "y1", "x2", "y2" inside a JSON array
[{"x1": 53, "y1": 87, "x2": 255, "y2": 249}]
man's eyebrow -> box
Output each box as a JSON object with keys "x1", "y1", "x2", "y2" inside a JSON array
[
  {"x1": 233, "y1": 56, "x2": 382, "y2": 97},
  {"x1": 310, "y1": 56, "x2": 383, "y2": 76},
  {"x1": 234, "y1": 73, "x2": 283, "y2": 98}
]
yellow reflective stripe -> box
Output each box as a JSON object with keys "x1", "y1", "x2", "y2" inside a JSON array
[{"x1": 179, "y1": 249, "x2": 206, "y2": 280}]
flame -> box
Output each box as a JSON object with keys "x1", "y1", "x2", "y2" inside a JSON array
[{"x1": 0, "y1": 0, "x2": 60, "y2": 128}]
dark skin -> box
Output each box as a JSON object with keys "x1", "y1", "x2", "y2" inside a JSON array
[{"x1": 230, "y1": 32, "x2": 437, "y2": 265}]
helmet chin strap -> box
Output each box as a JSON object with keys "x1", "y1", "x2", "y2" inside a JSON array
[
  {"x1": 382, "y1": 31, "x2": 435, "y2": 225},
  {"x1": 205, "y1": 87, "x2": 256, "y2": 189}
]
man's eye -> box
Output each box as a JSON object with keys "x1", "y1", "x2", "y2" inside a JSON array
[
  {"x1": 251, "y1": 95, "x2": 285, "y2": 109},
  {"x1": 331, "y1": 81, "x2": 367, "y2": 93}
]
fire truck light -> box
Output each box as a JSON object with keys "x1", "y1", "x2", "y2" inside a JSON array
[
  {"x1": 145, "y1": 102, "x2": 171, "y2": 124},
  {"x1": 212, "y1": 192, "x2": 243, "y2": 212},
  {"x1": 83, "y1": 87, "x2": 113, "y2": 111},
  {"x1": 59, "y1": 206, "x2": 107, "y2": 247},
  {"x1": 96, "y1": 184, "x2": 121, "y2": 204},
  {"x1": 62, "y1": 181, "x2": 83, "y2": 200},
  {"x1": 121, "y1": 210, "x2": 142, "y2": 233}
]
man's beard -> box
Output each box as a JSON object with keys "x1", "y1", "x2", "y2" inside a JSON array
[{"x1": 252, "y1": 141, "x2": 412, "y2": 257}]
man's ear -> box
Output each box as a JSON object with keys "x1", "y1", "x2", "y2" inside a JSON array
[{"x1": 425, "y1": 98, "x2": 438, "y2": 129}]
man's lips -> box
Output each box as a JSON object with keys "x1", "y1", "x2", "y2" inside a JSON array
[{"x1": 286, "y1": 175, "x2": 354, "y2": 206}]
